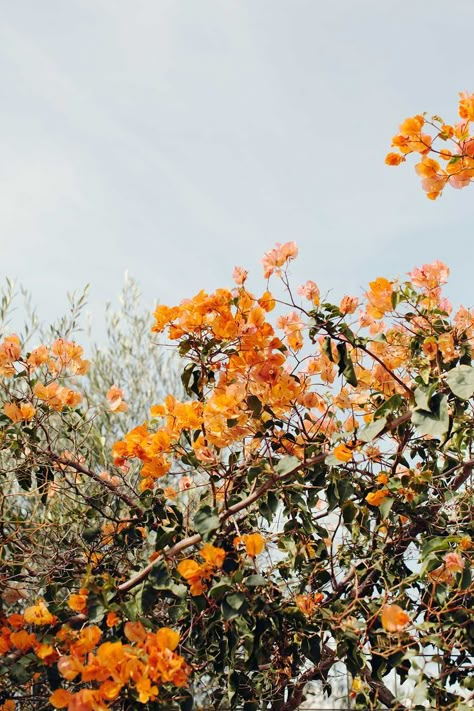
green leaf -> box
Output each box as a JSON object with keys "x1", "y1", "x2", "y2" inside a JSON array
[
  {"x1": 358, "y1": 416, "x2": 387, "y2": 442},
  {"x1": 374, "y1": 394, "x2": 402, "y2": 419},
  {"x1": 226, "y1": 592, "x2": 246, "y2": 609},
  {"x1": 222, "y1": 592, "x2": 248, "y2": 620},
  {"x1": 87, "y1": 595, "x2": 105, "y2": 624},
  {"x1": 421, "y1": 537, "x2": 451, "y2": 559},
  {"x1": 412, "y1": 394, "x2": 449, "y2": 439},
  {"x1": 245, "y1": 574, "x2": 267, "y2": 587},
  {"x1": 336, "y1": 342, "x2": 358, "y2": 386},
  {"x1": 446, "y1": 365, "x2": 474, "y2": 399},
  {"x1": 460, "y1": 565, "x2": 472, "y2": 590},
  {"x1": 301, "y1": 634, "x2": 320, "y2": 663},
  {"x1": 414, "y1": 384, "x2": 438, "y2": 411},
  {"x1": 209, "y1": 580, "x2": 234, "y2": 599},
  {"x1": 259, "y1": 490, "x2": 279, "y2": 522},
  {"x1": 10, "y1": 655, "x2": 35, "y2": 684},
  {"x1": 342, "y1": 500, "x2": 356, "y2": 526},
  {"x1": 275, "y1": 455, "x2": 301, "y2": 477},
  {"x1": 379, "y1": 497, "x2": 394, "y2": 519},
  {"x1": 140, "y1": 561, "x2": 186, "y2": 611},
  {"x1": 412, "y1": 680, "x2": 428, "y2": 707},
  {"x1": 193, "y1": 505, "x2": 220, "y2": 540},
  {"x1": 155, "y1": 524, "x2": 179, "y2": 549},
  {"x1": 246, "y1": 395, "x2": 262, "y2": 418},
  {"x1": 322, "y1": 336, "x2": 334, "y2": 362}
]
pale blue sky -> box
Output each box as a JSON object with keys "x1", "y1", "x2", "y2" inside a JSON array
[{"x1": 2, "y1": 0, "x2": 474, "y2": 337}]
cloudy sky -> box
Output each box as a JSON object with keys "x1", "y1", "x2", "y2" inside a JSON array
[{"x1": 1, "y1": 0, "x2": 474, "y2": 339}]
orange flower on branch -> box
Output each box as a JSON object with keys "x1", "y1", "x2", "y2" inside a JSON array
[
  {"x1": 458, "y1": 91, "x2": 474, "y2": 121},
  {"x1": 385, "y1": 152, "x2": 405, "y2": 166},
  {"x1": 23, "y1": 599, "x2": 55, "y2": 626},
  {"x1": 106, "y1": 385, "x2": 128, "y2": 413},
  {"x1": 365, "y1": 489, "x2": 389, "y2": 507},
  {"x1": 4, "y1": 402, "x2": 35, "y2": 423},
  {"x1": 234, "y1": 532, "x2": 265, "y2": 557},
  {"x1": 68, "y1": 588, "x2": 88, "y2": 613},
  {"x1": 33, "y1": 382, "x2": 82, "y2": 411},
  {"x1": 381, "y1": 604, "x2": 410, "y2": 632},
  {"x1": 332, "y1": 442, "x2": 354, "y2": 463},
  {"x1": 262, "y1": 241, "x2": 298, "y2": 279},
  {"x1": 178, "y1": 544, "x2": 226, "y2": 596},
  {"x1": 295, "y1": 592, "x2": 324, "y2": 616},
  {"x1": 0, "y1": 334, "x2": 21, "y2": 377},
  {"x1": 387, "y1": 92, "x2": 474, "y2": 197},
  {"x1": 365, "y1": 277, "x2": 393, "y2": 320}
]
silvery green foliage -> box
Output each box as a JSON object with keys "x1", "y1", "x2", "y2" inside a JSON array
[{"x1": 84, "y1": 274, "x2": 184, "y2": 447}]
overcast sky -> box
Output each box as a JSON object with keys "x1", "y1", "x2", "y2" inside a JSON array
[{"x1": 1, "y1": 0, "x2": 474, "y2": 340}]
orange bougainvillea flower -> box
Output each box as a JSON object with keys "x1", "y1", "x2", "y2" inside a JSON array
[
  {"x1": 0, "y1": 334, "x2": 21, "y2": 377},
  {"x1": 49, "y1": 689, "x2": 73, "y2": 709},
  {"x1": 295, "y1": 592, "x2": 324, "y2": 616},
  {"x1": 124, "y1": 620, "x2": 147, "y2": 643},
  {"x1": 233, "y1": 533, "x2": 266, "y2": 557},
  {"x1": 365, "y1": 489, "x2": 389, "y2": 507},
  {"x1": 36, "y1": 643, "x2": 57, "y2": 662},
  {"x1": 106, "y1": 385, "x2": 128, "y2": 413},
  {"x1": 297, "y1": 280, "x2": 320, "y2": 306},
  {"x1": 106, "y1": 611, "x2": 120, "y2": 628},
  {"x1": 258, "y1": 290, "x2": 276, "y2": 312},
  {"x1": 381, "y1": 604, "x2": 410, "y2": 632},
  {"x1": 57, "y1": 654, "x2": 84, "y2": 681},
  {"x1": 177, "y1": 559, "x2": 205, "y2": 596},
  {"x1": 155, "y1": 627, "x2": 180, "y2": 651},
  {"x1": 332, "y1": 443, "x2": 354, "y2": 463},
  {"x1": 365, "y1": 277, "x2": 393, "y2": 320},
  {"x1": 0, "y1": 702, "x2": 16, "y2": 711},
  {"x1": 33, "y1": 382, "x2": 82, "y2": 411},
  {"x1": 68, "y1": 588, "x2": 88, "y2": 613},
  {"x1": 385, "y1": 152, "x2": 405, "y2": 166},
  {"x1": 10, "y1": 630, "x2": 38, "y2": 651},
  {"x1": 23, "y1": 599, "x2": 55, "y2": 626},
  {"x1": 3, "y1": 401, "x2": 36, "y2": 423},
  {"x1": 232, "y1": 266, "x2": 248, "y2": 286},
  {"x1": 444, "y1": 551, "x2": 465, "y2": 573},
  {"x1": 200, "y1": 543, "x2": 226, "y2": 568},
  {"x1": 339, "y1": 295, "x2": 359, "y2": 315},
  {"x1": 177, "y1": 545, "x2": 226, "y2": 595},
  {"x1": 459, "y1": 91, "x2": 474, "y2": 121},
  {"x1": 27, "y1": 344, "x2": 49, "y2": 369},
  {"x1": 243, "y1": 532, "x2": 265, "y2": 557},
  {"x1": 262, "y1": 241, "x2": 298, "y2": 279}
]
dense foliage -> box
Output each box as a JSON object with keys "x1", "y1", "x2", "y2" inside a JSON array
[{"x1": 2, "y1": 94, "x2": 474, "y2": 710}]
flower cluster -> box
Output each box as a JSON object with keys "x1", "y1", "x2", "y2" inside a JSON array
[
  {"x1": 386, "y1": 91, "x2": 474, "y2": 198},
  {"x1": 177, "y1": 544, "x2": 226, "y2": 596},
  {"x1": 0, "y1": 600, "x2": 190, "y2": 709}
]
